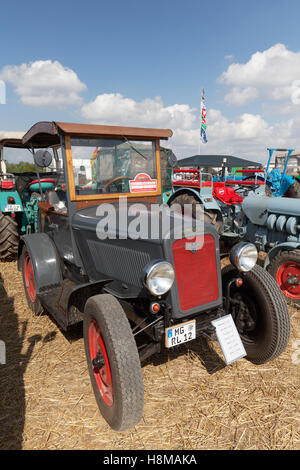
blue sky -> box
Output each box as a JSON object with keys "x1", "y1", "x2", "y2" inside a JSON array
[{"x1": 1, "y1": 0, "x2": 300, "y2": 161}]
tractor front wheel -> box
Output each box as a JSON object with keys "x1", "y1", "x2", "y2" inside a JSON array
[
  {"x1": 267, "y1": 250, "x2": 300, "y2": 304},
  {"x1": 83, "y1": 294, "x2": 144, "y2": 431},
  {"x1": 0, "y1": 211, "x2": 19, "y2": 260},
  {"x1": 222, "y1": 264, "x2": 290, "y2": 364}
]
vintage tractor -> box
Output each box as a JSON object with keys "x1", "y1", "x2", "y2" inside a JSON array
[
  {"x1": 0, "y1": 135, "x2": 61, "y2": 259},
  {"x1": 166, "y1": 155, "x2": 260, "y2": 235},
  {"x1": 172, "y1": 151, "x2": 300, "y2": 199},
  {"x1": 18, "y1": 121, "x2": 290, "y2": 431},
  {"x1": 167, "y1": 155, "x2": 300, "y2": 304}
]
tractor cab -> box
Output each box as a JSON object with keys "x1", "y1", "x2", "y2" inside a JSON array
[{"x1": 21, "y1": 121, "x2": 170, "y2": 207}]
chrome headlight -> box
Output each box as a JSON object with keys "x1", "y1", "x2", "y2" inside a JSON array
[
  {"x1": 144, "y1": 261, "x2": 175, "y2": 296},
  {"x1": 230, "y1": 242, "x2": 258, "y2": 272}
]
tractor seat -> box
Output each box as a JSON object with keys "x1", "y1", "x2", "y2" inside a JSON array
[
  {"x1": 27, "y1": 178, "x2": 56, "y2": 192},
  {"x1": 213, "y1": 183, "x2": 243, "y2": 205}
]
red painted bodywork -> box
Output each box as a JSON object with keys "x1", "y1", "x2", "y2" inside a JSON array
[
  {"x1": 172, "y1": 235, "x2": 219, "y2": 311},
  {"x1": 213, "y1": 182, "x2": 243, "y2": 205}
]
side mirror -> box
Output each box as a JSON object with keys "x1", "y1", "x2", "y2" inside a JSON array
[{"x1": 34, "y1": 149, "x2": 52, "y2": 168}]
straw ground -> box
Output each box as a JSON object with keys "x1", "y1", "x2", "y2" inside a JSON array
[{"x1": 0, "y1": 260, "x2": 299, "y2": 450}]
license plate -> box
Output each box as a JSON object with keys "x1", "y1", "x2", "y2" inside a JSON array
[
  {"x1": 165, "y1": 320, "x2": 196, "y2": 348},
  {"x1": 5, "y1": 204, "x2": 22, "y2": 212},
  {"x1": 211, "y1": 314, "x2": 246, "y2": 365}
]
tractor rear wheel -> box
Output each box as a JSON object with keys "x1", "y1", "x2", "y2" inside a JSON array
[
  {"x1": 222, "y1": 264, "x2": 290, "y2": 364},
  {"x1": 0, "y1": 211, "x2": 19, "y2": 260},
  {"x1": 285, "y1": 179, "x2": 300, "y2": 198},
  {"x1": 267, "y1": 250, "x2": 300, "y2": 304},
  {"x1": 20, "y1": 245, "x2": 43, "y2": 315},
  {"x1": 169, "y1": 194, "x2": 223, "y2": 234}
]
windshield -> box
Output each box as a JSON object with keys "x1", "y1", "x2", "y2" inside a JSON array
[{"x1": 71, "y1": 137, "x2": 158, "y2": 196}]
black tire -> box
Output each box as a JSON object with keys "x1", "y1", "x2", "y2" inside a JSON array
[
  {"x1": 222, "y1": 264, "x2": 290, "y2": 364},
  {"x1": 169, "y1": 194, "x2": 223, "y2": 234},
  {"x1": 83, "y1": 294, "x2": 144, "y2": 431},
  {"x1": 20, "y1": 245, "x2": 43, "y2": 315},
  {"x1": 285, "y1": 179, "x2": 300, "y2": 198},
  {"x1": 266, "y1": 250, "x2": 300, "y2": 305},
  {"x1": 0, "y1": 211, "x2": 19, "y2": 260}
]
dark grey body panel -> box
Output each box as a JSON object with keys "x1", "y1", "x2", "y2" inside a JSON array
[{"x1": 20, "y1": 233, "x2": 62, "y2": 293}]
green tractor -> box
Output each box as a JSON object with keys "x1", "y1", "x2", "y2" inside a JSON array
[{"x1": 0, "y1": 135, "x2": 61, "y2": 259}]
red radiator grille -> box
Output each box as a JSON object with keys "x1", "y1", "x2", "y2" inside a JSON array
[{"x1": 172, "y1": 235, "x2": 219, "y2": 311}]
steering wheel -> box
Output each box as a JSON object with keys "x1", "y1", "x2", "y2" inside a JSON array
[{"x1": 104, "y1": 176, "x2": 132, "y2": 192}]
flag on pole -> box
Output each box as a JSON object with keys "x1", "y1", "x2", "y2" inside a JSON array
[{"x1": 200, "y1": 90, "x2": 208, "y2": 144}]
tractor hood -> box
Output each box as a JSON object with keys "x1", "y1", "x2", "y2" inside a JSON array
[
  {"x1": 242, "y1": 192, "x2": 300, "y2": 226},
  {"x1": 71, "y1": 201, "x2": 221, "y2": 318},
  {"x1": 72, "y1": 201, "x2": 201, "y2": 241}
]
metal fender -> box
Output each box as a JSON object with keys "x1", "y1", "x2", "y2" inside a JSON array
[
  {"x1": 18, "y1": 233, "x2": 62, "y2": 293},
  {"x1": 264, "y1": 242, "x2": 300, "y2": 269},
  {"x1": 167, "y1": 188, "x2": 221, "y2": 212}
]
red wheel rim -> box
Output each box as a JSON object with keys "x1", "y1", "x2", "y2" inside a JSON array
[
  {"x1": 88, "y1": 319, "x2": 113, "y2": 407},
  {"x1": 24, "y1": 254, "x2": 36, "y2": 302},
  {"x1": 276, "y1": 261, "x2": 300, "y2": 299}
]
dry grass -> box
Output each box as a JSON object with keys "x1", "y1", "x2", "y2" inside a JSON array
[{"x1": 0, "y1": 260, "x2": 299, "y2": 450}]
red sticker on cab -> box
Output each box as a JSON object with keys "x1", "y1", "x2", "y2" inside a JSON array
[{"x1": 129, "y1": 173, "x2": 158, "y2": 193}]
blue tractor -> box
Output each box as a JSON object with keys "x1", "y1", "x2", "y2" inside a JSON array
[
  {"x1": 228, "y1": 148, "x2": 300, "y2": 198},
  {"x1": 263, "y1": 148, "x2": 300, "y2": 198}
]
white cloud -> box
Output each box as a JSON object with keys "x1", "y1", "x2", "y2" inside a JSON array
[
  {"x1": 224, "y1": 54, "x2": 234, "y2": 61},
  {"x1": 81, "y1": 93, "x2": 196, "y2": 129},
  {"x1": 80, "y1": 92, "x2": 300, "y2": 161},
  {"x1": 196, "y1": 109, "x2": 300, "y2": 161},
  {"x1": 219, "y1": 43, "x2": 300, "y2": 106},
  {"x1": 224, "y1": 87, "x2": 258, "y2": 106},
  {"x1": 0, "y1": 60, "x2": 86, "y2": 108}
]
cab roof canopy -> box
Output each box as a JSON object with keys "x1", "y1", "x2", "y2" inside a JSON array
[
  {"x1": 177, "y1": 154, "x2": 263, "y2": 169},
  {"x1": 22, "y1": 121, "x2": 173, "y2": 147}
]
